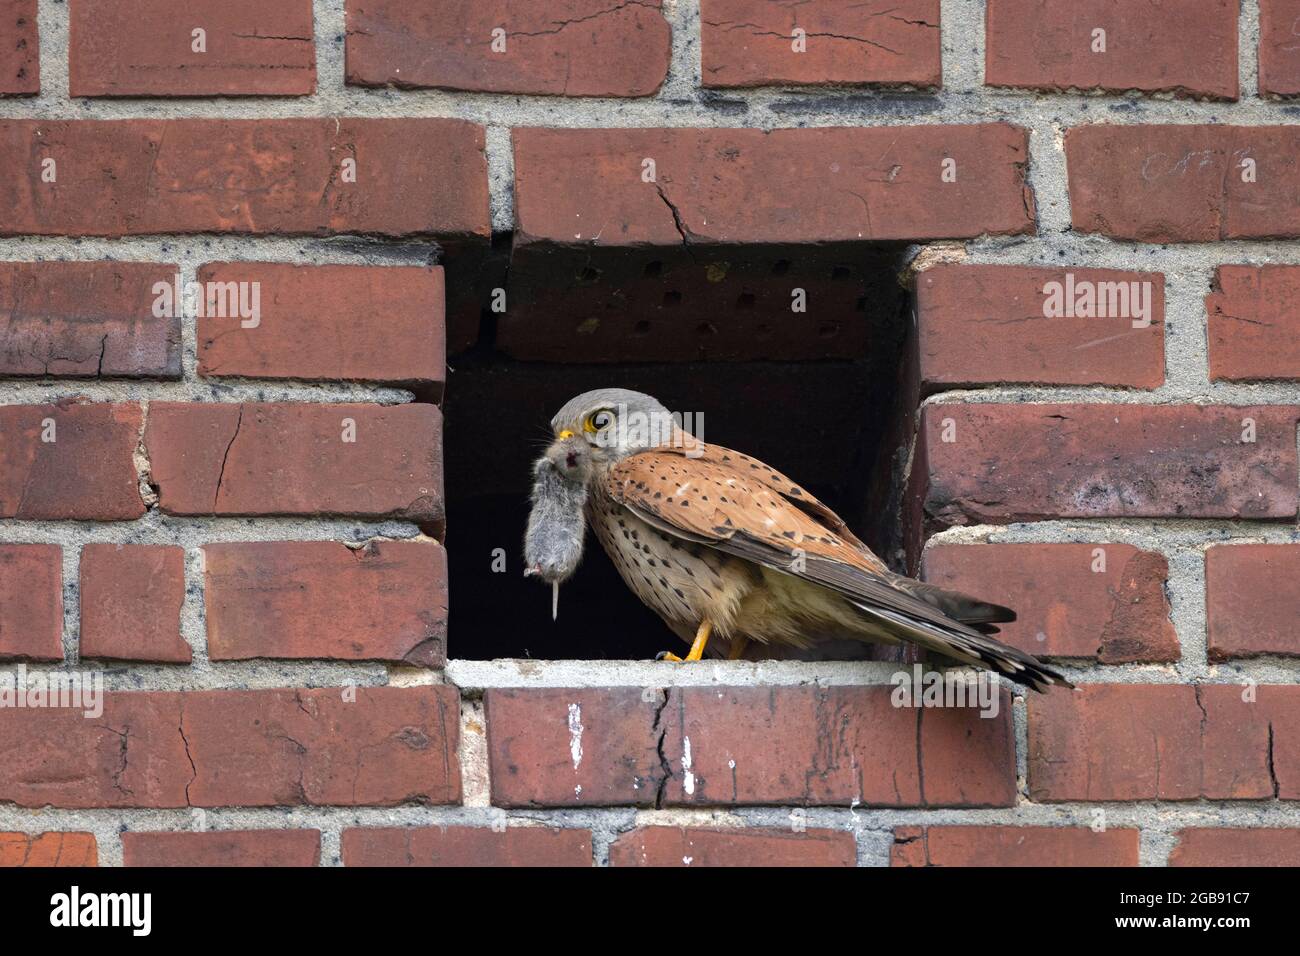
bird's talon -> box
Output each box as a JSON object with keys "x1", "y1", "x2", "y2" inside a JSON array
[{"x1": 656, "y1": 651, "x2": 684, "y2": 663}]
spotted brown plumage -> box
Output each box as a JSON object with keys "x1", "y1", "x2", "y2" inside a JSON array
[{"x1": 543, "y1": 388, "x2": 1072, "y2": 692}]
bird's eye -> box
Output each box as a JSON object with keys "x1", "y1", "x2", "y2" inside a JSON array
[{"x1": 584, "y1": 409, "x2": 615, "y2": 433}]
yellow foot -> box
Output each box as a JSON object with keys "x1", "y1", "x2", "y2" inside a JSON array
[
  {"x1": 654, "y1": 621, "x2": 715, "y2": 663},
  {"x1": 685, "y1": 620, "x2": 713, "y2": 661},
  {"x1": 727, "y1": 637, "x2": 750, "y2": 661}
]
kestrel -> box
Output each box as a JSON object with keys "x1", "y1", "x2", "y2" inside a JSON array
[{"x1": 537, "y1": 388, "x2": 1070, "y2": 692}]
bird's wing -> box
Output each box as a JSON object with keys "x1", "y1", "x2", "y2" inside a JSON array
[
  {"x1": 678, "y1": 444, "x2": 1014, "y2": 630},
  {"x1": 605, "y1": 448, "x2": 1069, "y2": 690},
  {"x1": 676, "y1": 442, "x2": 871, "y2": 551}
]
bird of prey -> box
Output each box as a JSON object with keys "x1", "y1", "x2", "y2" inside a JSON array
[{"x1": 538, "y1": 388, "x2": 1070, "y2": 692}]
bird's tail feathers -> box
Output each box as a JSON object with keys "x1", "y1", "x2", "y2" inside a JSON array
[
  {"x1": 885, "y1": 574, "x2": 1017, "y2": 632},
  {"x1": 853, "y1": 601, "x2": 1072, "y2": 694}
]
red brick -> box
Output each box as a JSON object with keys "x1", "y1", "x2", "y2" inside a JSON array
[
  {"x1": 0, "y1": 119, "x2": 488, "y2": 240},
  {"x1": 0, "y1": 262, "x2": 181, "y2": 379},
  {"x1": 700, "y1": 0, "x2": 940, "y2": 89},
  {"x1": 1028, "y1": 684, "x2": 1300, "y2": 801},
  {"x1": 1206, "y1": 265, "x2": 1300, "y2": 382},
  {"x1": 1169, "y1": 828, "x2": 1300, "y2": 866},
  {"x1": 342, "y1": 826, "x2": 592, "y2": 867},
  {"x1": 196, "y1": 263, "x2": 445, "y2": 396},
  {"x1": 486, "y1": 688, "x2": 663, "y2": 807},
  {"x1": 0, "y1": 832, "x2": 97, "y2": 866},
  {"x1": 1066, "y1": 125, "x2": 1300, "y2": 241},
  {"x1": 891, "y1": 825, "x2": 1138, "y2": 866},
  {"x1": 1206, "y1": 544, "x2": 1300, "y2": 660},
  {"x1": 0, "y1": 692, "x2": 190, "y2": 808},
  {"x1": 663, "y1": 685, "x2": 1015, "y2": 807},
  {"x1": 345, "y1": 0, "x2": 670, "y2": 97},
  {"x1": 1260, "y1": 0, "x2": 1300, "y2": 97},
  {"x1": 203, "y1": 540, "x2": 447, "y2": 666},
  {"x1": 79, "y1": 544, "x2": 189, "y2": 664},
  {"x1": 609, "y1": 826, "x2": 855, "y2": 867},
  {"x1": 915, "y1": 265, "x2": 1165, "y2": 390},
  {"x1": 0, "y1": 544, "x2": 61, "y2": 661},
  {"x1": 0, "y1": 402, "x2": 145, "y2": 520},
  {"x1": 922, "y1": 544, "x2": 1178, "y2": 663},
  {"x1": 183, "y1": 686, "x2": 461, "y2": 807},
  {"x1": 0, "y1": 0, "x2": 37, "y2": 95},
  {"x1": 485, "y1": 686, "x2": 1015, "y2": 808},
  {"x1": 122, "y1": 829, "x2": 321, "y2": 866},
  {"x1": 917, "y1": 404, "x2": 1299, "y2": 528},
  {"x1": 143, "y1": 403, "x2": 444, "y2": 532},
  {"x1": 69, "y1": 0, "x2": 315, "y2": 97},
  {"x1": 0, "y1": 686, "x2": 461, "y2": 808},
  {"x1": 986, "y1": 0, "x2": 1237, "y2": 100},
  {"x1": 514, "y1": 125, "x2": 1035, "y2": 247}
]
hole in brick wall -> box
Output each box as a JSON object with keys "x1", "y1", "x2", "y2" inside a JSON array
[{"x1": 443, "y1": 239, "x2": 918, "y2": 661}]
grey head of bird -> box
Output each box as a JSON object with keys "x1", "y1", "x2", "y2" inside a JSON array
[{"x1": 548, "y1": 387, "x2": 692, "y2": 467}]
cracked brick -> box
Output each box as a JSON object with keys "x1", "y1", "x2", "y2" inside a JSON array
[
  {"x1": 1028, "y1": 685, "x2": 1300, "y2": 801},
  {"x1": 659, "y1": 685, "x2": 1015, "y2": 808},
  {"x1": 0, "y1": 687, "x2": 460, "y2": 808},
  {"x1": 514, "y1": 125, "x2": 1035, "y2": 248},
  {"x1": 485, "y1": 687, "x2": 666, "y2": 807},
  {"x1": 1206, "y1": 265, "x2": 1300, "y2": 381},
  {"x1": 701, "y1": 0, "x2": 940, "y2": 88},
  {"x1": 485, "y1": 685, "x2": 1015, "y2": 808},
  {"x1": 0, "y1": 832, "x2": 97, "y2": 867},
  {"x1": 70, "y1": 0, "x2": 316, "y2": 96},
  {"x1": 345, "y1": 0, "x2": 669, "y2": 96},
  {"x1": 180, "y1": 686, "x2": 461, "y2": 807},
  {"x1": 143, "y1": 402, "x2": 445, "y2": 534},
  {"x1": 0, "y1": 262, "x2": 181, "y2": 378}
]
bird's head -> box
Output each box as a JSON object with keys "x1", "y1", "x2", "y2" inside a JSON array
[{"x1": 548, "y1": 388, "x2": 690, "y2": 468}]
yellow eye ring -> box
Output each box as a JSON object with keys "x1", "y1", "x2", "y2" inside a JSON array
[
  {"x1": 583, "y1": 409, "x2": 614, "y2": 433},
  {"x1": 558, "y1": 429, "x2": 574, "y2": 440}
]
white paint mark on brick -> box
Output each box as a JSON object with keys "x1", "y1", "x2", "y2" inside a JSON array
[{"x1": 567, "y1": 702, "x2": 584, "y2": 770}]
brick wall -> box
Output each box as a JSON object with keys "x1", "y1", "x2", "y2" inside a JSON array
[{"x1": 0, "y1": 0, "x2": 1297, "y2": 868}]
